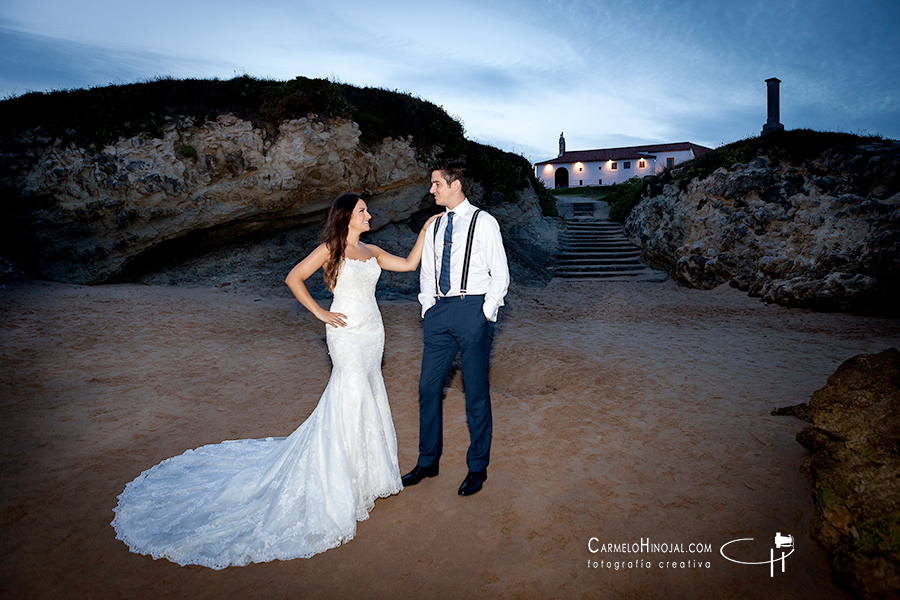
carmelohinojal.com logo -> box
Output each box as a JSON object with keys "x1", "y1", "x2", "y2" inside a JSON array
[
  {"x1": 587, "y1": 537, "x2": 714, "y2": 571},
  {"x1": 587, "y1": 533, "x2": 795, "y2": 576}
]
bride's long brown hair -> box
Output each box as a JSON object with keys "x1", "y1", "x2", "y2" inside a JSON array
[{"x1": 322, "y1": 193, "x2": 363, "y2": 291}]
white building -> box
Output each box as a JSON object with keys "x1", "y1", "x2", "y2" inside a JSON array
[{"x1": 534, "y1": 134, "x2": 712, "y2": 188}]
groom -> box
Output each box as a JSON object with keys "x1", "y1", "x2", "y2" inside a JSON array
[{"x1": 401, "y1": 159, "x2": 509, "y2": 496}]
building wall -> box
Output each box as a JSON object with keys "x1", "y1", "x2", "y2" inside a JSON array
[
  {"x1": 650, "y1": 150, "x2": 696, "y2": 174},
  {"x1": 598, "y1": 157, "x2": 656, "y2": 186},
  {"x1": 535, "y1": 158, "x2": 655, "y2": 187},
  {"x1": 535, "y1": 148, "x2": 700, "y2": 188}
]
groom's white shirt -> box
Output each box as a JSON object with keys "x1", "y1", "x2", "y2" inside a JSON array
[{"x1": 419, "y1": 198, "x2": 509, "y2": 321}]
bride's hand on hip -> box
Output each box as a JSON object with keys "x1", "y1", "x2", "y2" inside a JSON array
[{"x1": 318, "y1": 310, "x2": 348, "y2": 328}]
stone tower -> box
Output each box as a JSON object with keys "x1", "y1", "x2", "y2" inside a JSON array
[{"x1": 762, "y1": 78, "x2": 784, "y2": 135}]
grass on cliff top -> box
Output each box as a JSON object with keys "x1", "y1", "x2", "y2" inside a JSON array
[
  {"x1": 0, "y1": 75, "x2": 467, "y2": 155},
  {"x1": 465, "y1": 140, "x2": 557, "y2": 215},
  {"x1": 662, "y1": 128, "x2": 892, "y2": 187},
  {"x1": 0, "y1": 76, "x2": 557, "y2": 214}
]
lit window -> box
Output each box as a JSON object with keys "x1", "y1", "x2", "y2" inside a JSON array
[
  {"x1": 624, "y1": 161, "x2": 631, "y2": 169},
  {"x1": 638, "y1": 159, "x2": 646, "y2": 168},
  {"x1": 611, "y1": 162, "x2": 618, "y2": 170}
]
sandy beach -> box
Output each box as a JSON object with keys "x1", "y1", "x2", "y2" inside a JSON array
[{"x1": 2, "y1": 276, "x2": 898, "y2": 599}]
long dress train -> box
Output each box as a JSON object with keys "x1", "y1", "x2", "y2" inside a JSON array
[{"x1": 111, "y1": 257, "x2": 402, "y2": 569}]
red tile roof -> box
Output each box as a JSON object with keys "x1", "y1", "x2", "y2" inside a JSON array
[{"x1": 534, "y1": 142, "x2": 712, "y2": 165}]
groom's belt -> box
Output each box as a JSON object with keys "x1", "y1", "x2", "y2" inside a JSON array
[{"x1": 436, "y1": 294, "x2": 485, "y2": 302}]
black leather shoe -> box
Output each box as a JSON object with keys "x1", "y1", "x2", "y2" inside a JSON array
[
  {"x1": 458, "y1": 471, "x2": 487, "y2": 496},
  {"x1": 401, "y1": 464, "x2": 439, "y2": 486}
]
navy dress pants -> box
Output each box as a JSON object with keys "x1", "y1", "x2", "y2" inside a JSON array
[{"x1": 417, "y1": 295, "x2": 495, "y2": 473}]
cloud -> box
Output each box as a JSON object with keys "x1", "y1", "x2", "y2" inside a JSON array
[
  {"x1": 0, "y1": 22, "x2": 239, "y2": 97},
  {"x1": 1, "y1": 0, "x2": 898, "y2": 158}
]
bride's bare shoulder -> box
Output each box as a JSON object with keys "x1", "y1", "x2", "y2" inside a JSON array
[{"x1": 361, "y1": 242, "x2": 383, "y2": 256}]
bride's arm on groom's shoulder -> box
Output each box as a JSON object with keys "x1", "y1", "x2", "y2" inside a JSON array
[
  {"x1": 368, "y1": 214, "x2": 441, "y2": 273},
  {"x1": 285, "y1": 244, "x2": 348, "y2": 327}
]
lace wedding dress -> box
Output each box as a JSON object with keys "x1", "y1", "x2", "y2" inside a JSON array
[{"x1": 112, "y1": 257, "x2": 402, "y2": 569}]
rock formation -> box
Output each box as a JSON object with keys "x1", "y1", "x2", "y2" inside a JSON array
[
  {"x1": 1, "y1": 114, "x2": 432, "y2": 283},
  {"x1": 625, "y1": 132, "x2": 900, "y2": 314},
  {"x1": 0, "y1": 82, "x2": 558, "y2": 292},
  {"x1": 774, "y1": 349, "x2": 900, "y2": 600}
]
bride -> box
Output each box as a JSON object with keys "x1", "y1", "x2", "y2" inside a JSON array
[{"x1": 112, "y1": 193, "x2": 437, "y2": 569}]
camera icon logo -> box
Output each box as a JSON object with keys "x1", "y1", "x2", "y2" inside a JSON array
[{"x1": 720, "y1": 533, "x2": 795, "y2": 577}]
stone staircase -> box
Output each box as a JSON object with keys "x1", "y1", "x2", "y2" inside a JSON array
[{"x1": 553, "y1": 207, "x2": 668, "y2": 282}]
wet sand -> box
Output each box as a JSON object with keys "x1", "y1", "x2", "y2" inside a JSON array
[{"x1": 2, "y1": 277, "x2": 897, "y2": 599}]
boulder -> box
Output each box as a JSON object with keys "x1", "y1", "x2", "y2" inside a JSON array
[
  {"x1": 625, "y1": 136, "x2": 900, "y2": 314},
  {"x1": 774, "y1": 348, "x2": 900, "y2": 599}
]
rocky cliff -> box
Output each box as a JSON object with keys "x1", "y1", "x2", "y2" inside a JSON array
[
  {"x1": 625, "y1": 131, "x2": 900, "y2": 314},
  {"x1": 0, "y1": 77, "x2": 558, "y2": 292},
  {"x1": 2, "y1": 114, "x2": 431, "y2": 283},
  {"x1": 774, "y1": 349, "x2": 900, "y2": 600}
]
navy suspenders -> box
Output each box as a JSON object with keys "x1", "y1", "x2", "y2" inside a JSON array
[
  {"x1": 433, "y1": 208, "x2": 482, "y2": 297},
  {"x1": 460, "y1": 209, "x2": 480, "y2": 295}
]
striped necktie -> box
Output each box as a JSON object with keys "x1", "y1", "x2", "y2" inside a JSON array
[{"x1": 438, "y1": 212, "x2": 454, "y2": 294}]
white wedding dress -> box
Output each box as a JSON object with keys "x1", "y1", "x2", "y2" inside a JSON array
[{"x1": 111, "y1": 257, "x2": 402, "y2": 569}]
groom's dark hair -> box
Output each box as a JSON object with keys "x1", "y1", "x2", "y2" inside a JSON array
[{"x1": 433, "y1": 159, "x2": 470, "y2": 195}]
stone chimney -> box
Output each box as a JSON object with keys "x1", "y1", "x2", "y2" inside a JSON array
[
  {"x1": 559, "y1": 132, "x2": 566, "y2": 157},
  {"x1": 762, "y1": 78, "x2": 784, "y2": 135}
]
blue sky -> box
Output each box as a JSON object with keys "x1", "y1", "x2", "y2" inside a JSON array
[{"x1": 2, "y1": 0, "x2": 898, "y2": 162}]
